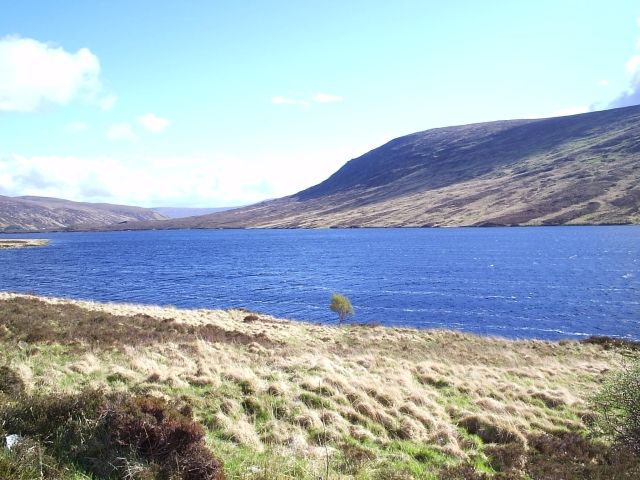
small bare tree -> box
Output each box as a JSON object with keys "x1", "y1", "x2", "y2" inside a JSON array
[{"x1": 329, "y1": 293, "x2": 353, "y2": 325}]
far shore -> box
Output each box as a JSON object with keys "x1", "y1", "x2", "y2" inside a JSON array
[
  {"x1": 0, "y1": 239, "x2": 49, "y2": 249},
  {"x1": 2, "y1": 222, "x2": 639, "y2": 235}
]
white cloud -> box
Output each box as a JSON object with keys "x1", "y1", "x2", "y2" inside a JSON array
[
  {"x1": 0, "y1": 143, "x2": 361, "y2": 208},
  {"x1": 64, "y1": 121, "x2": 88, "y2": 133},
  {"x1": 312, "y1": 93, "x2": 343, "y2": 103},
  {"x1": 625, "y1": 55, "x2": 640, "y2": 74},
  {"x1": 0, "y1": 36, "x2": 113, "y2": 112},
  {"x1": 597, "y1": 79, "x2": 609, "y2": 87},
  {"x1": 106, "y1": 123, "x2": 135, "y2": 140},
  {"x1": 0, "y1": 155, "x2": 276, "y2": 207},
  {"x1": 137, "y1": 113, "x2": 170, "y2": 133},
  {"x1": 271, "y1": 96, "x2": 309, "y2": 106},
  {"x1": 98, "y1": 94, "x2": 117, "y2": 111},
  {"x1": 106, "y1": 113, "x2": 169, "y2": 140},
  {"x1": 608, "y1": 17, "x2": 640, "y2": 108}
]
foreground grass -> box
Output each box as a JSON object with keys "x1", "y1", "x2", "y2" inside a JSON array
[{"x1": 0, "y1": 292, "x2": 639, "y2": 479}]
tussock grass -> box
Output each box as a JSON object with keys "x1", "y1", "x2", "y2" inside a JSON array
[{"x1": 0, "y1": 292, "x2": 638, "y2": 479}]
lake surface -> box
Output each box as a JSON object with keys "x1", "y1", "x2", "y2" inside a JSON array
[{"x1": 0, "y1": 227, "x2": 638, "y2": 340}]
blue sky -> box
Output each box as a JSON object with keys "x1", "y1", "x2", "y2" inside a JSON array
[{"x1": 1, "y1": 1, "x2": 639, "y2": 207}]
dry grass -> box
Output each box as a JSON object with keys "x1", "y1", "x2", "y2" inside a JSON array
[{"x1": 0, "y1": 292, "x2": 638, "y2": 479}]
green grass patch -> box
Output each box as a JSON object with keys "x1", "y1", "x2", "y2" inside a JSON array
[{"x1": 299, "y1": 391, "x2": 331, "y2": 409}]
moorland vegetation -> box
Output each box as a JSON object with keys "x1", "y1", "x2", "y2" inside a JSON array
[{"x1": 0, "y1": 293, "x2": 639, "y2": 479}]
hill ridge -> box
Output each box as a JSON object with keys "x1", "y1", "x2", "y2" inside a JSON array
[{"x1": 0, "y1": 195, "x2": 167, "y2": 232}]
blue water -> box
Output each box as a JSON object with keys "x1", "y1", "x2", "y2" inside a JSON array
[{"x1": 0, "y1": 227, "x2": 638, "y2": 340}]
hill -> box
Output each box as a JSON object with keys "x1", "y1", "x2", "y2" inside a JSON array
[
  {"x1": 116, "y1": 105, "x2": 640, "y2": 230},
  {"x1": 152, "y1": 206, "x2": 236, "y2": 219},
  {"x1": 0, "y1": 195, "x2": 167, "y2": 232}
]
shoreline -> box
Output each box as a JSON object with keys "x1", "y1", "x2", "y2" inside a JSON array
[
  {"x1": 1, "y1": 222, "x2": 638, "y2": 234},
  {"x1": 1, "y1": 291, "x2": 626, "y2": 352},
  {"x1": 0, "y1": 290, "x2": 636, "y2": 343},
  {"x1": 0, "y1": 239, "x2": 49, "y2": 249}
]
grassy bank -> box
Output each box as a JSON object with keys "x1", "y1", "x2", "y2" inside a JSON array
[{"x1": 0, "y1": 292, "x2": 638, "y2": 479}]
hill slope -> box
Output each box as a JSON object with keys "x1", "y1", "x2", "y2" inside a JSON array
[
  {"x1": 0, "y1": 196, "x2": 167, "y2": 232},
  {"x1": 124, "y1": 105, "x2": 640, "y2": 229},
  {"x1": 152, "y1": 206, "x2": 236, "y2": 219}
]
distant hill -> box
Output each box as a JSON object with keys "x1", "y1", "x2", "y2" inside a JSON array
[
  {"x1": 98, "y1": 105, "x2": 640, "y2": 230},
  {"x1": 152, "y1": 206, "x2": 235, "y2": 219},
  {"x1": 0, "y1": 196, "x2": 167, "y2": 232}
]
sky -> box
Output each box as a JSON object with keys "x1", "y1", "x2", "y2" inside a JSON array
[{"x1": 1, "y1": 0, "x2": 639, "y2": 208}]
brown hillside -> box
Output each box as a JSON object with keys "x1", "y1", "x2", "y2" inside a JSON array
[{"x1": 0, "y1": 195, "x2": 167, "y2": 232}]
